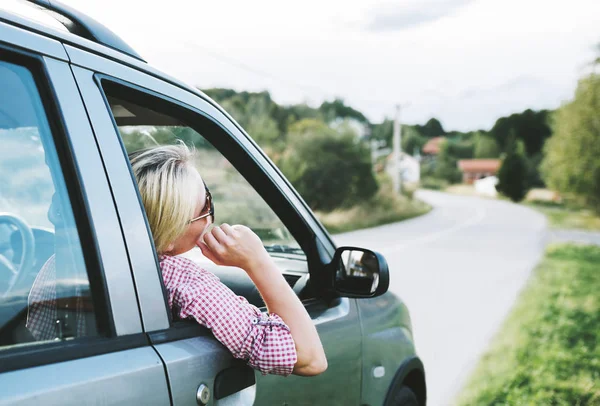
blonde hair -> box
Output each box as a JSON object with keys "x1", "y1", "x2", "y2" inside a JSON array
[{"x1": 129, "y1": 143, "x2": 203, "y2": 254}]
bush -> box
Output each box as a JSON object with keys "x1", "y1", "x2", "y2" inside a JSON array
[
  {"x1": 278, "y1": 119, "x2": 378, "y2": 211},
  {"x1": 420, "y1": 177, "x2": 449, "y2": 190},
  {"x1": 316, "y1": 174, "x2": 431, "y2": 233}
]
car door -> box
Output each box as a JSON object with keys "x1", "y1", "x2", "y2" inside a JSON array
[
  {"x1": 67, "y1": 44, "x2": 364, "y2": 405},
  {"x1": 0, "y1": 19, "x2": 169, "y2": 405}
]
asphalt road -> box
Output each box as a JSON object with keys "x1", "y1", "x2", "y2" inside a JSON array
[{"x1": 334, "y1": 189, "x2": 547, "y2": 406}]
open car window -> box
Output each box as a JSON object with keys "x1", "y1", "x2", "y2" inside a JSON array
[
  {"x1": 107, "y1": 94, "x2": 304, "y2": 258},
  {"x1": 101, "y1": 87, "x2": 310, "y2": 307}
]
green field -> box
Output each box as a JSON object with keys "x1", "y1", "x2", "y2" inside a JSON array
[{"x1": 456, "y1": 244, "x2": 600, "y2": 406}]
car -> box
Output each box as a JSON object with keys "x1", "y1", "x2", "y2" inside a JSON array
[{"x1": 0, "y1": 1, "x2": 426, "y2": 405}]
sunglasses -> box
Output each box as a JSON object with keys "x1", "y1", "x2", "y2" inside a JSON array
[{"x1": 189, "y1": 184, "x2": 214, "y2": 224}]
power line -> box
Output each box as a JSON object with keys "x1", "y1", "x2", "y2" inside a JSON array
[{"x1": 180, "y1": 39, "x2": 400, "y2": 110}]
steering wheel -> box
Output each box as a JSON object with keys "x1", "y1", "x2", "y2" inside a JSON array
[{"x1": 0, "y1": 213, "x2": 35, "y2": 296}]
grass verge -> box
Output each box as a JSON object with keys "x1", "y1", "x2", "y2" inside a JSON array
[
  {"x1": 456, "y1": 244, "x2": 600, "y2": 406},
  {"x1": 527, "y1": 202, "x2": 600, "y2": 231},
  {"x1": 315, "y1": 182, "x2": 431, "y2": 234}
]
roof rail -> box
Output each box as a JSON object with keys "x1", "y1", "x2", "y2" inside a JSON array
[{"x1": 27, "y1": 0, "x2": 145, "y2": 62}]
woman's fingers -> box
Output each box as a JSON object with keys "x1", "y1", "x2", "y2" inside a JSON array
[
  {"x1": 220, "y1": 223, "x2": 234, "y2": 236},
  {"x1": 203, "y1": 230, "x2": 223, "y2": 255},
  {"x1": 211, "y1": 225, "x2": 229, "y2": 243}
]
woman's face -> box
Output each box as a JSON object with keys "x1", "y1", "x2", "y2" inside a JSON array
[{"x1": 167, "y1": 187, "x2": 213, "y2": 256}]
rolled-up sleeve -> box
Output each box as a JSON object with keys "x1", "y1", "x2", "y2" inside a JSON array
[{"x1": 164, "y1": 257, "x2": 297, "y2": 376}]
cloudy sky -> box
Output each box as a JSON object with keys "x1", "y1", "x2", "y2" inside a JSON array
[{"x1": 57, "y1": 0, "x2": 600, "y2": 131}]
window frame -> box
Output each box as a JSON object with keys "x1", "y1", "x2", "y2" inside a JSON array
[
  {"x1": 98, "y1": 77, "x2": 317, "y2": 255},
  {"x1": 0, "y1": 43, "x2": 145, "y2": 373},
  {"x1": 95, "y1": 78, "x2": 326, "y2": 312}
]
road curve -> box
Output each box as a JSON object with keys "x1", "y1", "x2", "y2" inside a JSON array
[{"x1": 334, "y1": 189, "x2": 547, "y2": 406}]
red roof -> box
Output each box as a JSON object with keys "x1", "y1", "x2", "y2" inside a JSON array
[
  {"x1": 422, "y1": 137, "x2": 445, "y2": 155},
  {"x1": 458, "y1": 159, "x2": 501, "y2": 173}
]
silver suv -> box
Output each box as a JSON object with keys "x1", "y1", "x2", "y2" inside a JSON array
[{"x1": 0, "y1": 1, "x2": 425, "y2": 405}]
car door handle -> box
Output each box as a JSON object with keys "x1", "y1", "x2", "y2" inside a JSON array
[{"x1": 214, "y1": 364, "x2": 256, "y2": 400}]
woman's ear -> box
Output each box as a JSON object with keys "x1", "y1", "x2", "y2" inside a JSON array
[{"x1": 165, "y1": 242, "x2": 175, "y2": 254}]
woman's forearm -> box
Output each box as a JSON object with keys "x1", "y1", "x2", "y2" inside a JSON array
[
  {"x1": 246, "y1": 256, "x2": 327, "y2": 376},
  {"x1": 200, "y1": 224, "x2": 327, "y2": 376}
]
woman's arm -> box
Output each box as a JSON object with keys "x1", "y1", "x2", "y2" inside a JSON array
[{"x1": 199, "y1": 224, "x2": 327, "y2": 376}]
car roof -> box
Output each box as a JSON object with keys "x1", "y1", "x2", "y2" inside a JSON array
[{"x1": 0, "y1": 0, "x2": 222, "y2": 119}]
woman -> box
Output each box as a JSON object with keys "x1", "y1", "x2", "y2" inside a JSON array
[{"x1": 129, "y1": 143, "x2": 327, "y2": 376}]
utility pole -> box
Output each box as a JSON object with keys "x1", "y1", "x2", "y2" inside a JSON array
[{"x1": 392, "y1": 104, "x2": 402, "y2": 194}]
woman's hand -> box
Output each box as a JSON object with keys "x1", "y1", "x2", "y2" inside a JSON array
[{"x1": 198, "y1": 224, "x2": 270, "y2": 271}]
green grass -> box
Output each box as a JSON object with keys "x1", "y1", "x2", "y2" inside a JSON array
[
  {"x1": 315, "y1": 181, "x2": 431, "y2": 234},
  {"x1": 456, "y1": 244, "x2": 600, "y2": 406},
  {"x1": 527, "y1": 202, "x2": 600, "y2": 231}
]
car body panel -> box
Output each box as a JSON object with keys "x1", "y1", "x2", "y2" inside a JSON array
[
  {"x1": 0, "y1": 347, "x2": 170, "y2": 406},
  {"x1": 357, "y1": 291, "x2": 418, "y2": 405},
  {"x1": 152, "y1": 335, "x2": 255, "y2": 406}
]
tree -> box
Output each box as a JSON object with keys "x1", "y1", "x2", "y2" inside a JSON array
[
  {"x1": 244, "y1": 97, "x2": 281, "y2": 148},
  {"x1": 319, "y1": 99, "x2": 369, "y2": 124},
  {"x1": 497, "y1": 134, "x2": 529, "y2": 202},
  {"x1": 434, "y1": 140, "x2": 463, "y2": 183},
  {"x1": 542, "y1": 74, "x2": 600, "y2": 211},
  {"x1": 370, "y1": 119, "x2": 394, "y2": 145},
  {"x1": 474, "y1": 132, "x2": 500, "y2": 158},
  {"x1": 278, "y1": 119, "x2": 378, "y2": 211},
  {"x1": 490, "y1": 109, "x2": 552, "y2": 156},
  {"x1": 402, "y1": 126, "x2": 427, "y2": 156},
  {"x1": 416, "y1": 118, "x2": 445, "y2": 138}
]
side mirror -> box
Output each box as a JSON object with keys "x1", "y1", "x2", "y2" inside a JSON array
[{"x1": 332, "y1": 246, "x2": 389, "y2": 298}]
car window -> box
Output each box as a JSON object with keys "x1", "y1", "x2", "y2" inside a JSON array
[
  {"x1": 98, "y1": 84, "x2": 311, "y2": 307},
  {"x1": 103, "y1": 91, "x2": 305, "y2": 261},
  {"x1": 0, "y1": 60, "x2": 101, "y2": 351}
]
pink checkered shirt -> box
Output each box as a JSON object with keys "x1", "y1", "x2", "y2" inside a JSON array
[{"x1": 160, "y1": 255, "x2": 297, "y2": 376}]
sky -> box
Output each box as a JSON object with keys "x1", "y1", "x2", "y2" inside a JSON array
[{"x1": 56, "y1": 0, "x2": 600, "y2": 131}]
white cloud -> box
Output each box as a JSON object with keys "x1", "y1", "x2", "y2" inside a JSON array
[{"x1": 364, "y1": 0, "x2": 477, "y2": 32}]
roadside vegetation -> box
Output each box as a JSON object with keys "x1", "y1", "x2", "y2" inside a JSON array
[
  {"x1": 202, "y1": 91, "x2": 435, "y2": 233},
  {"x1": 315, "y1": 177, "x2": 430, "y2": 234},
  {"x1": 456, "y1": 244, "x2": 600, "y2": 406},
  {"x1": 525, "y1": 199, "x2": 600, "y2": 231}
]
